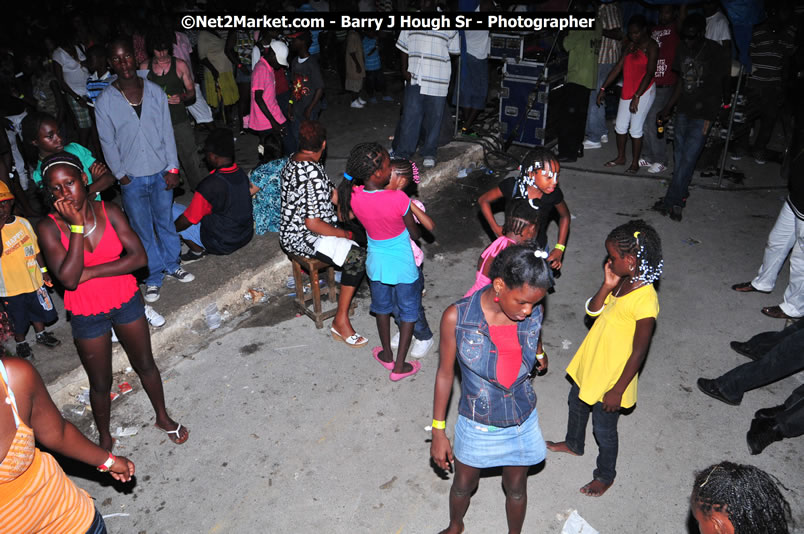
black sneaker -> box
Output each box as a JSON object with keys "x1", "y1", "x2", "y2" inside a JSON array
[
  {"x1": 729, "y1": 340, "x2": 762, "y2": 361},
  {"x1": 180, "y1": 250, "x2": 207, "y2": 264},
  {"x1": 35, "y1": 331, "x2": 61, "y2": 348},
  {"x1": 746, "y1": 417, "x2": 784, "y2": 455},
  {"x1": 697, "y1": 378, "x2": 740, "y2": 405},
  {"x1": 754, "y1": 405, "x2": 786, "y2": 421},
  {"x1": 651, "y1": 199, "x2": 669, "y2": 216},
  {"x1": 669, "y1": 206, "x2": 683, "y2": 222},
  {"x1": 16, "y1": 342, "x2": 33, "y2": 359},
  {"x1": 167, "y1": 267, "x2": 195, "y2": 283}
]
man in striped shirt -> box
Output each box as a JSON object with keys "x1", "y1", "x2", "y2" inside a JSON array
[
  {"x1": 391, "y1": 22, "x2": 460, "y2": 168},
  {"x1": 731, "y1": 3, "x2": 796, "y2": 164}
]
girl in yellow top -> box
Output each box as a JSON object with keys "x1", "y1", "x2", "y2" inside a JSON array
[{"x1": 547, "y1": 220, "x2": 662, "y2": 497}]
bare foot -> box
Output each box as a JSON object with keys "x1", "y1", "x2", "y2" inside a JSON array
[
  {"x1": 580, "y1": 479, "x2": 612, "y2": 497},
  {"x1": 546, "y1": 441, "x2": 581, "y2": 456},
  {"x1": 437, "y1": 524, "x2": 464, "y2": 534},
  {"x1": 604, "y1": 158, "x2": 626, "y2": 167}
]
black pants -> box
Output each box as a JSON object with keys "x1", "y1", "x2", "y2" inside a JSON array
[
  {"x1": 716, "y1": 323, "x2": 804, "y2": 437},
  {"x1": 552, "y1": 83, "x2": 590, "y2": 158},
  {"x1": 735, "y1": 81, "x2": 785, "y2": 155}
]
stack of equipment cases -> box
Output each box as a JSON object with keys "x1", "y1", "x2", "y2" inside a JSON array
[
  {"x1": 499, "y1": 56, "x2": 568, "y2": 148},
  {"x1": 489, "y1": 32, "x2": 527, "y2": 60}
]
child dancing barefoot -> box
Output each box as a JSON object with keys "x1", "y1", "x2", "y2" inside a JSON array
[
  {"x1": 337, "y1": 143, "x2": 422, "y2": 380},
  {"x1": 387, "y1": 159, "x2": 436, "y2": 358},
  {"x1": 431, "y1": 246, "x2": 552, "y2": 534},
  {"x1": 465, "y1": 199, "x2": 539, "y2": 297},
  {"x1": 546, "y1": 220, "x2": 662, "y2": 497},
  {"x1": 477, "y1": 149, "x2": 570, "y2": 269}
]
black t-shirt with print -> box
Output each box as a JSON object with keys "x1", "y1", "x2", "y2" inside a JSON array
[
  {"x1": 672, "y1": 38, "x2": 729, "y2": 121},
  {"x1": 290, "y1": 56, "x2": 324, "y2": 115},
  {"x1": 498, "y1": 176, "x2": 564, "y2": 249}
]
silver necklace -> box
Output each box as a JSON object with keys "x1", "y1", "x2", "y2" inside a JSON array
[
  {"x1": 83, "y1": 203, "x2": 98, "y2": 238},
  {"x1": 615, "y1": 277, "x2": 645, "y2": 297}
]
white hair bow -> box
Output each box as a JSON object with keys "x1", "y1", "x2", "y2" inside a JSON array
[{"x1": 534, "y1": 250, "x2": 548, "y2": 259}]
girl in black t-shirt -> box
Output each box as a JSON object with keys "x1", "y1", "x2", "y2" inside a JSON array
[{"x1": 478, "y1": 150, "x2": 571, "y2": 269}]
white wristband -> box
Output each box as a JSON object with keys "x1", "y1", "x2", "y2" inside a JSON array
[{"x1": 585, "y1": 297, "x2": 604, "y2": 317}]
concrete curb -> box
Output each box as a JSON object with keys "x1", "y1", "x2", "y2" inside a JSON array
[{"x1": 47, "y1": 140, "x2": 485, "y2": 408}]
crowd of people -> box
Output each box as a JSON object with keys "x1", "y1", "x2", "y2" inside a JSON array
[{"x1": 0, "y1": 0, "x2": 801, "y2": 533}]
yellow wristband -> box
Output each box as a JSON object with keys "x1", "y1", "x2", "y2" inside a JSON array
[
  {"x1": 554, "y1": 243, "x2": 566, "y2": 252},
  {"x1": 69, "y1": 225, "x2": 84, "y2": 234},
  {"x1": 40, "y1": 267, "x2": 48, "y2": 273},
  {"x1": 431, "y1": 419, "x2": 446, "y2": 430},
  {"x1": 536, "y1": 352, "x2": 545, "y2": 360}
]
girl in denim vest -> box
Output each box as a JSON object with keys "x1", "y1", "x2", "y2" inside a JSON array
[
  {"x1": 431, "y1": 245, "x2": 552, "y2": 534},
  {"x1": 547, "y1": 220, "x2": 662, "y2": 497}
]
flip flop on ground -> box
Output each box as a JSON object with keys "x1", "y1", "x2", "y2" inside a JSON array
[{"x1": 156, "y1": 423, "x2": 190, "y2": 444}]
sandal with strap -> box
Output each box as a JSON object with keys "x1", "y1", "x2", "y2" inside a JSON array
[
  {"x1": 331, "y1": 327, "x2": 368, "y2": 347},
  {"x1": 157, "y1": 423, "x2": 190, "y2": 444}
]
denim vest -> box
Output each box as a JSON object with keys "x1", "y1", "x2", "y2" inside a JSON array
[{"x1": 454, "y1": 287, "x2": 542, "y2": 427}]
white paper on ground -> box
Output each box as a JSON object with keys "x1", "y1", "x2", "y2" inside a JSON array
[{"x1": 561, "y1": 510, "x2": 599, "y2": 534}]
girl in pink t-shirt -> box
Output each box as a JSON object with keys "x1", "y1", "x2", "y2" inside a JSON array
[
  {"x1": 336, "y1": 144, "x2": 422, "y2": 381},
  {"x1": 244, "y1": 43, "x2": 287, "y2": 162}
]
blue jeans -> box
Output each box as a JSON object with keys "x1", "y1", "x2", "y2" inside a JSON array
[
  {"x1": 172, "y1": 203, "x2": 204, "y2": 249},
  {"x1": 584, "y1": 63, "x2": 615, "y2": 142},
  {"x1": 662, "y1": 113, "x2": 708, "y2": 209},
  {"x1": 564, "y1": 381, "x2": 621, "y2": 485},
  {"x1": 716, "y1": 326, "x2": 804, "y2": 406},
  {"x1": 392, "y1": 266, "x2": 433, "y2": 341},
  {"x1": 393, "y1": 83, "x2": 446, "y2": 160},
  {"x1": 120, "y1": 171, "x2": 181, "y2": 286}
]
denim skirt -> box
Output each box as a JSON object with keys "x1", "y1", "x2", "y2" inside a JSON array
[{"x1": 453, "y1": 408, "x2": 546, "y2": 469}]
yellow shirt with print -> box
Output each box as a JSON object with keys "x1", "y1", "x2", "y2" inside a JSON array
[
  {"x1": 566, "y1": 284, "x2": 659, "y2": 408},
  {"x1": 0, "y1": 217, "x2": 44, "y2": 297}
]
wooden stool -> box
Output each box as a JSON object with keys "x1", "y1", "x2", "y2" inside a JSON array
[{"x1": 287, "y1": 254, "x2": 351, "y2": 329}]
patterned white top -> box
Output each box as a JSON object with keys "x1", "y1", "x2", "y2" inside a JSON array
[{"x1": 279, "y1": 160, "x2": 337, "y2": 257}]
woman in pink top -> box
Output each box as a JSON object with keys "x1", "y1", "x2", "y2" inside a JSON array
[
  {"x1": 245, "y1": 41, "x2": 289, "y2": 163},
  {"x1": 465, "y1": 200, "x2": 540, "y2": 298},
  {"x1": 337, "y1": 143, "x2": 422, "y2": 381},
  {"x1": 598, "y1": 15, "x2": 658, "y2": 174}
]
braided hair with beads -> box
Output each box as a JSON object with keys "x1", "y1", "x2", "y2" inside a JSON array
[
  {"x1": 502, "y1": 199, "x2": 540, "y2": 238},
  {"x1": 514, "y1": 148, "x2": 561, "y2": 199},
  {"x1": 606, "y1": 220, "x2": 663, "y2": 284},
  {"x1": 692, "y1": 462, "x2": 791, "y2": 534},
  {"x1": 336, "y1": 142, "x2": 387, "y2": 222}
]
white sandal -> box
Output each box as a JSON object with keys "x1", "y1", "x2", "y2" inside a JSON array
[{"x1": 331, "y1": 327, "x2": 368, "y2": 347}]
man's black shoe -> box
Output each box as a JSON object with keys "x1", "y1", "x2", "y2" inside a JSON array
[
  {"x1": 729, "y1": 340, "x2": 762, "y2": 361},
  {"x1": 558, "y1": 155, "x2": 577, "y2": 163},
  {"x1": 669, "y1": 205, "x2": 683, "y2": 222},
  {"x1": 754, "y1": 405, "x2": 785, "y2": 421},
  {"x1": 696, "y1": 378, "x2": 740, "y2": 405},
  {"x1": 577, "y1": 146, "x2": 584, "y2": 158},
  {"x1": 651, "y1": 200, "x2": 669, "y2": 216},
  {"x1": 746, "y1": 417, "x2": 784, "y2": 455}
]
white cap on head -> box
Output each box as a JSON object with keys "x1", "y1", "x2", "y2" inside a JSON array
[{"x1": 268, "y1": 40, "x2": 289, "y2": 67}]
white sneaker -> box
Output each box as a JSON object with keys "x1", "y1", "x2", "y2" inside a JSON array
[
  {"x1": 390, "y1": 332, "x2": 400, "y2": 349},
  {"x1": 423, "y1": 157, "x2": 436, "y2": 168},
  {"x1": 638, "y1": 158, "x2": 651, "y2": 167},
  {"x1": 357, "y1": 97, "x2": 367, "y2": 105},
  {"x1": 647, "y1": 162, "x2": 666, "y2": 174},
  {"x1": 583, "y1": 139, "x2": 602, "y2": 149},
  {"x1": 350, "y1": 99, "x2": 364, "y2": 109},
  {"x1": 144, "y1": 285, "x2": 160, "y2": 302},
  {"x1": 144, "y1": 305, "x2": 166, "y2": 327},
  {"x1": 600, "y1": 134, "x2": 609, "y2": 143},
  {"x1": 111, "y1": 328, "x2": 119, "y2": 343},
  {"x1": 411, "y1": 337, "x2": 434, "y2": 358}
]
